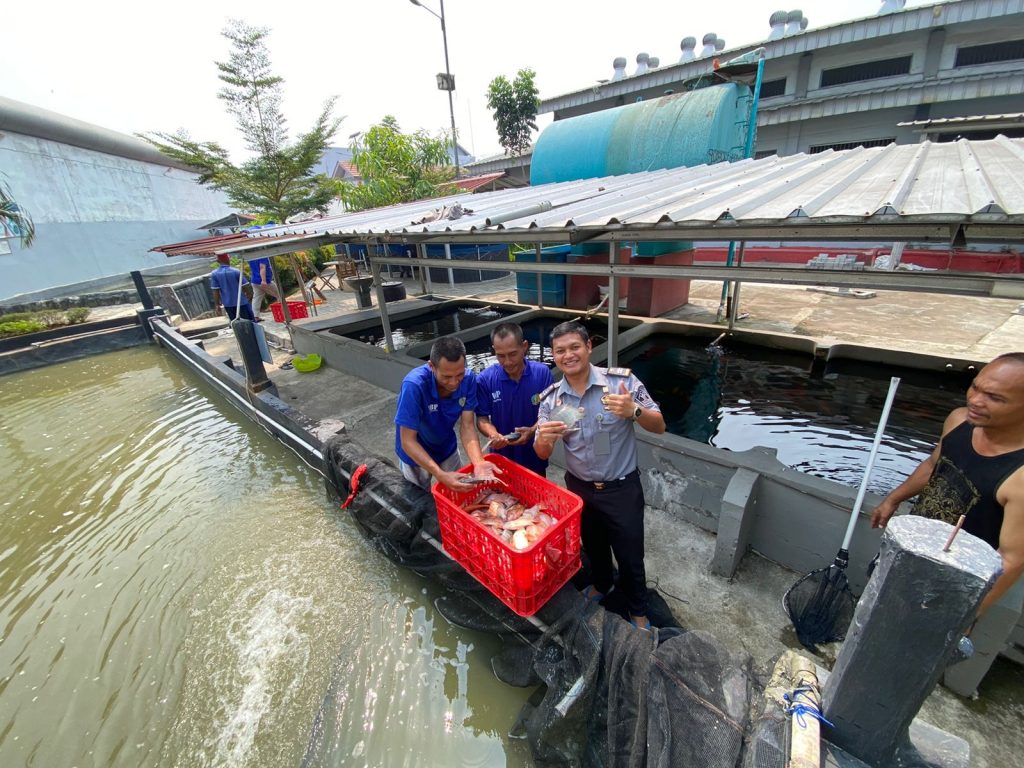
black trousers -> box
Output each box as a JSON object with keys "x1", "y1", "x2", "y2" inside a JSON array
[{"x1": 565, "y1": 470, "x2": 648, "y2": 616}]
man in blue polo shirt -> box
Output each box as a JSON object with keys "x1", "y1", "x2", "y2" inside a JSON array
[
  {"x1": 476, "y1": 322, "x2": 554, "y2": 476},
  {"x1": 395, "y1": 336, "x2": 498, "y2": 491},
  {"x1": 247, "y1": 256, "x2": 281, "y2": 317},
  {"x1": 210, "y1": 254, "x2": 255, "y2": 321}
]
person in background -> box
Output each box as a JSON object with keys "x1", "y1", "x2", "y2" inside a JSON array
[
  {"x1": 210, "y1": 254, "x2": 254, "y2": 321},
  {"x1": 395, "y1": 336, "x2": 500, "y2": 492},
  {"x1": 476, "y1": 323, "x2": 554, "y2": 476},
  {"x1": 534, "y1": 320, "x2": 665, "y2": 631},
  {"x1": 870, "y1": 353, "x2": 1024, "y2": 694},
  {"x1": 247, "y1": 255, "x2": 281, "y2": 318}
]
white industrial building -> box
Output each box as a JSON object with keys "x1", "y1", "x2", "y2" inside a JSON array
[
  {"x1": 467, "y1": 0, "x2": 1024, "y2": 178},
  {"x1": 0, "y1": 96, "x2": 229, "y2": 303}
]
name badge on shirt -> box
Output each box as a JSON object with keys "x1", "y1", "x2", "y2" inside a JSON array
[{"x1": 594, "y1": 430, "x2": 611, "y2": 455}]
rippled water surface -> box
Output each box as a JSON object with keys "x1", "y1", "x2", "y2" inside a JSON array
[
  {"x1": 621, "y1": 334, "x2": 972, "y2": 493},
  {"x1": 0, "y1": 348, "x2": 531, "y2": 767}
]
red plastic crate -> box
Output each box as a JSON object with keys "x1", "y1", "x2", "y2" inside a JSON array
[
  {"x1": 269, "y1": 301, "x2": 309, "y2": 323},
  {"x1": 432, "y1": 453, "x2": 582, "y2": 616}
]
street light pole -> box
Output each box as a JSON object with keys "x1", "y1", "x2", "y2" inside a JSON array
[{"x1": 410, "y1": 0, "x2": 460, "y2": 178}]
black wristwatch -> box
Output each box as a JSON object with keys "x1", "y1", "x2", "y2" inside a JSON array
[{"x1": 631, "y1": 404, "x2": 643, "y2": 422}]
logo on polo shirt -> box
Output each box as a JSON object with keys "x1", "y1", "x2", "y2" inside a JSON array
[
  {"x1": 428, "y1": 404, "x2": 439, "y2": 413},
  {"x1": 458, "y1": 397, "x2": 466, "y2": 407},
  {"x1": 530, "y1": 393, "x2": 540, "y2": 405},
  {"x1": 491, "y1": 390, "x2": 502, "y2": 402}
]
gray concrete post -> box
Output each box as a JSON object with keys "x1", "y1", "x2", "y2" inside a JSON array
[{"x1": 821, "y1": 515, "x2": 1001, "y2": 766}]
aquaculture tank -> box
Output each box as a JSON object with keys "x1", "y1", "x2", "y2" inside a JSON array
[
  {"x1": 619, "y1": 333, "x2": 972, "y2": 493},
  {"x1": 332, "y1": 303, "x2": 516, "y2": 351}
]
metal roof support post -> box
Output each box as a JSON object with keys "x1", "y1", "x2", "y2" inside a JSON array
[
  {"x1": 728, "y1": 241, "x2": 748, "y2": 332},
  {"x1": 271, "y1": 263, "x2": 295, "y2": 350},
  {"x1": 608, "y1": 240, "x2": 619, "y2": 367},
  {"x1": 720, "y1": 53, "x2": 766, "y2": 324},
  {"x1": 444, "y1": 242, "x2": 455, "y2": 288},
  {"x1": 417, "y1": 243, "x2": 434, "y2": 294},
  {"x1": 370, "y1": 252, "x2": 395, "y2": 353},
  {"x1": 535, "y1": 243, "x2": 544, "y2": 309}
]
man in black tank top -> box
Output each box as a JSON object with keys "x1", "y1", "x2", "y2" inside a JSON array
[{"x1": 871, "y1": 353, "x2": 1024, "y2": 618}]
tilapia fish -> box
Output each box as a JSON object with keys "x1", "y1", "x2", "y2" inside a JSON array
[{"x1": 461, "y1": 491, "x2": 555, "y2": 550}]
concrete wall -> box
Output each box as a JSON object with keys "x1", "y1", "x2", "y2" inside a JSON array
[{"x1": 0, "y1": 130, "x2": 228, "y2": 301}]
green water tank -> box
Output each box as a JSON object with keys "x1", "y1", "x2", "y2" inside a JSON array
[{"x1": 531, "y1": 84, "x2": 751, "y2": 185}]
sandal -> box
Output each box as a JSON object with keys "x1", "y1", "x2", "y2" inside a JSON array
[
  {"x1": 581, "y1": 585, "x2": 605, "y2": 603},
  {"x1": 629, "y1": 615, "x2": 652, "y2": 632}
]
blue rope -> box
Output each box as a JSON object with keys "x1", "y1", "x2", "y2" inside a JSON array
[{"x1": 784, "y1": 686, "x2": 834, "y2": 729}]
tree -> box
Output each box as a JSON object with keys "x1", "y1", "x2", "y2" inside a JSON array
[
  {"x1": 142, "y1": 20, "x2": 342, "y2": 223},
  {"x1": 486, "y1": 68, "x2": 540, "y2": 158},
  {"x1": 0, "y1": 173, "x2": 35, "y2": 248},
  {"x1": 340, "y1": 116, "x2": 455, "y2": 212}
]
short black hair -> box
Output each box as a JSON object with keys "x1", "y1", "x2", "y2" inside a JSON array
[
  {"x1": 993, "y1": 352, "x2": 1024, "y2": 367},
  {"x1": 430, "y1": 336, "x2": 466, "y2": 366},
  {"x1": 550, "y1": 320, "x2": 589, "y2": 345},
  {"x1": 491, "y1": 322, "x2": 525, "y2": 345}
]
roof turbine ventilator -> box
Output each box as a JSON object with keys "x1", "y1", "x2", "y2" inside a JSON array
[
  {"x1": 879, "y1": 0, "x2": 907, "y2": 14},
  {"x1": 768, "y1": 10, "x2": 788, "y2": 39},
  {"x1": 785, "y1": 10, "x2": 805, "y2": 36},
  {"x1": 679, "y1": 36, "x2": 697, "y2": 63},
  {"x1": 634, "y1": 52, "x2": 650, "y2": 76},
  {"x1": 612, "y1": 56, "x2": 628, "y2": 81}
]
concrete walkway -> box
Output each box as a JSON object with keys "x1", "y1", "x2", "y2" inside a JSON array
[{"x1": 193, "y1": 272, "x2": 1023, "y2": 768}]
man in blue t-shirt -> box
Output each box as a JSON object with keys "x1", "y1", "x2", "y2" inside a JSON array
[
  {"x1": 395, "y1": 336, "x2": 499, "y2": 491},
  {"x1": 210, "y1": 254, "x2": 255, "y2": 321},
  {"x1": 247, "y1": 256, "x2": 281, "y2": 317},
  {"x1": 476, "y1": 322, "x2": 554, "y2": 476}
]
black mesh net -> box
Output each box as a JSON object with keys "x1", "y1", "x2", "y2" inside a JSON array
[
  {"x1": 323, "y1": 433, "x2": 766, "y2": 767},
  {"x1": 782, "y1": 562, "x2": 856, "y2": 650}
]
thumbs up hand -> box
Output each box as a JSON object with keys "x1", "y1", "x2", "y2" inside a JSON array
[{"x1": 601, "y1": 382, "x2": 637, "y2": 420}]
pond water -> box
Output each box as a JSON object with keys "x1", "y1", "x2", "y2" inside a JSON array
[
  {"x1": 0, "y1": 348, "x2": 531, "y2": 767},
  {"x1": 620, "y1": 334, "x2": 971, "y2": 493},
  {"x1": 335, "y1": 305, "x2": 515, "y2": 351}
]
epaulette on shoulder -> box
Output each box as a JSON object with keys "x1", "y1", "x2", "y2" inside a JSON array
[
  {"x1": 538, "y1": 383, "x2": 558, "y2": 400},
  {"x1": 607, "y1": 367, "x2": 632, "y2": 377}
]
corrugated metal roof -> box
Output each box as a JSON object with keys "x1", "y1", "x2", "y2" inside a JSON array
[
  {"x1": 242, "y1": 137, "x2": 1024, "y2": 246},
  {"x1": 151, "y1": 233, "x2": 252, "y2": 257},
  {"x1": 757, "y1": 71, "x2": 1024, "y2": 126}
]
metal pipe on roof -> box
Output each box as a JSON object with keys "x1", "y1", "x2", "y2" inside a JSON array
[{"x1": 485, "y1": 200, "x2": 553, "y2": 226}]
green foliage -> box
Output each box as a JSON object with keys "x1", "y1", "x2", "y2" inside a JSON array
[
  {"x1": 141, "y1": 20, "x2": 343, "y2": 223},
  {"x1": 0, "y1": 172, "x2": 35, "y2": 248},
  {"x1": 486, "y1": 69, "x2": 540, "y2": 157},
  {"x1": 66, "y1": 307, "x2": 91, "y2": 324},
  {"x1": 0, "y1": 320, "x2": 46, "y2": 338},
  {"x1": 340, "y1": 116, "x2": 455, "y2": 212},
  {"x1": 0, "y1": 307, "x2": 93, "y2": 337}
]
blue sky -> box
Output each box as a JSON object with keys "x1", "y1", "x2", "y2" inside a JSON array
[{"x1": 3, "y1": 1, "x2": 925, "y2": 162}]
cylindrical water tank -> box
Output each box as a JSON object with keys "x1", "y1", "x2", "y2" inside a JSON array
[{"x1": 530, "y1": 84, "x2": 751, "y2": 185}]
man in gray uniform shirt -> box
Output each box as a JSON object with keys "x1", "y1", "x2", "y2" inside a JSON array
[{"x1": 534, "y1": 320, "x2": 666, "y2": 630}]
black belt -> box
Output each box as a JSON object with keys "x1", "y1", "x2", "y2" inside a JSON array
[{"x1": 567, "y1": 469, "x2": 638, "y2": 491}]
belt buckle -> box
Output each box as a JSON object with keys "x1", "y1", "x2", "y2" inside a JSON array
[{"x1": 593, "y1": 480, "x2": 606, "y2": 490}]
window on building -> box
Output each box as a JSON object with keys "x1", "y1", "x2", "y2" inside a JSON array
[
  {"x1": 754, "y1": 149, "x2": 778, "y2": 160},
  {"x1": 954, "y1": 39, "x2": 1024, "y2": 67},
  {"x1": 819, "y1": 56, "x2": 912, "y2": 87},
  {"x1": 809, "y1": 138, "x2": 895, "y2": 154},
  {"x1": 759, "y1": 78, "x2": 787, "y2": 98}
]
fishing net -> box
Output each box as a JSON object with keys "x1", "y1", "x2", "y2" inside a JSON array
[
  {"x1": 782, "y1": 560, "x2": 856, "y2": 650},
  {"x1": 322, "y1": 433, "x2": 760, "y2": 767}
]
